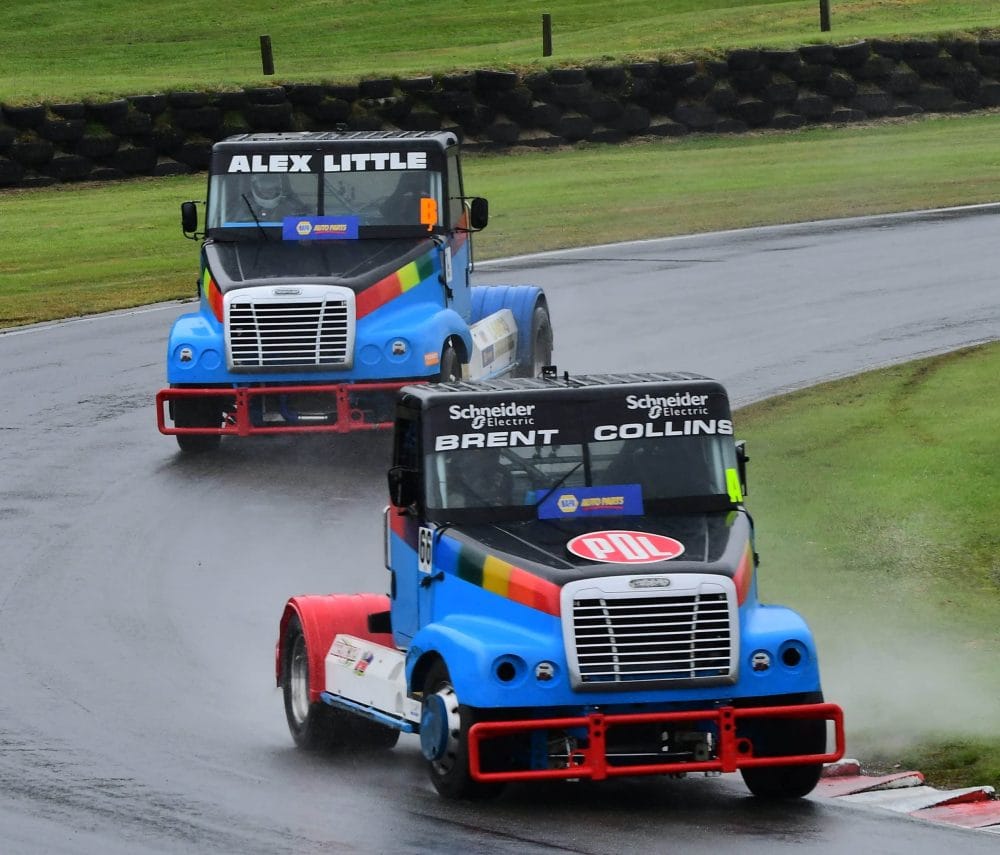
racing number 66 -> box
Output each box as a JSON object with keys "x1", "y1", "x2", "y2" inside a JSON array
[{"x1": 418, "y1": 526, "x2": 433, "y2": 573}]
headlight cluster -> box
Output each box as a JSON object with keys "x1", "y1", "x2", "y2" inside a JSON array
[
  {"x1": 490, "y1": 655, "x2": 562, "y2": 687},
  {"x1": 173, "y1": 344, "x2": 221, "y2": 371},
  {"x1": 749, "y1": 639, "x2": 810, "y2": 674}
]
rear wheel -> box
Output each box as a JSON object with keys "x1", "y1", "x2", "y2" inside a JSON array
[
  {"x1": 437, "y1": 343, "x2": 462, "y2": 383},
  {"x1": 281, "y1": 615, "x2": 350, "y2": 751},
  {"x1": 351, "y1": 717, "x2": 401, "y2": 750},
  {"x1": 421, "y1": 661, "x2": 503, "y2": 800},
  {"x1": 740, "y1": 718, "x2": 826, "y2": 799},
  {"x1": 516, "y1": 303, "x2": 553, "y2": 378},
  {"x1": 172, "y1": 395, "x2": 222, "y2": 453}
]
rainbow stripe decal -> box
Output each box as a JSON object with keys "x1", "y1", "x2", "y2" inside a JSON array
[
  {"x1": 733, "y1": 540, "x2": 754, "y2": 605},
  {"x1": 387, "y1": 513, "x2": 561, "y2": 616},
  {"x1": 356, "y1": 250, "x2": 436, "y2": 319},
  {"x1": 203, "y1": 268, "x2": 224, "y2": 322},
  {"x1": 439, "y1": 537, "x2": 562, "y2": 617}
]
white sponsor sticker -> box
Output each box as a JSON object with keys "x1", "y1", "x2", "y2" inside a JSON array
[
  {"x1": 434, "y1": 428, "x2": 558, "y2": 451},
  {"x1": 593, "y1": 419, "x2": 733, "y2": 441},
  {"x1": 226, "y1": 151, "x2": 428, "y2": 173}
]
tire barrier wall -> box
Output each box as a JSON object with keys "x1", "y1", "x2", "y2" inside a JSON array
[{"x1": 2, "y1": 37, "x2": 1000, "y2": 189}]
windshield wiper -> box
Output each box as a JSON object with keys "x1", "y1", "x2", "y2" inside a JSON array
[
  {"x1": 533, "y1": 462, "x2": 583, "y2": 509},
  {"x1": 241, "y1": 194, "x2": 271, "y2": 241}
]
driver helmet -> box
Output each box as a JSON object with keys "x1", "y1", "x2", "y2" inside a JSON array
[
  {"x1": 455, "y1": 449, "x2": 512, "y2": 506},
  {"x1": 250, "y1": 173, "x2": 284, "y2": 211},
  {"x1": 395, "y1": 172, "x2": 426, "y2": 196}
]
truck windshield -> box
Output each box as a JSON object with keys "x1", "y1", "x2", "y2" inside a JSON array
[
  {"x1": 206, "y1": 168, "x2": 444, "y2": 231},
  {"x1": 423, "y1": 434, "x2": 738, "y2": 519}
]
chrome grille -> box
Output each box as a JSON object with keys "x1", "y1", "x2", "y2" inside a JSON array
[
  {"x1": 562, "y1": 575, "x2": 737, "y2": 690},
  {"x1": 225, "y1": 287, "x2": 355, "y2": 371}
]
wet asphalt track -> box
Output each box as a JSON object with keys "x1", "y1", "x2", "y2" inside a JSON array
[{"x1": 0, "y1": 207, "x2": 998, "y2": 854}]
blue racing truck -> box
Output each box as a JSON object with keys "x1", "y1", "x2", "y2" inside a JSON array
[
  {"x1": 157, "y1": 131, "x2": 552, "y2": 452},
  {"x1": 275, "y1": 370, "x2": 845, "y2": 799}
]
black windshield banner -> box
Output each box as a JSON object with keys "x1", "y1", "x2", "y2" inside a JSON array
[{"x1": 426, "y1": 387, "x2": 733, "y2": 451}]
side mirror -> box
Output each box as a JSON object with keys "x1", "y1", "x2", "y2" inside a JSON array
[
  {"x1": 387, "y1": 466, "x2": 419, "y2": 510},
  {"x1": 180, "y1": 201, "x2": 199, "y2": 237},
  {"x1": 735, "y1": 440, "x2": 749, "y2": 498},
  {"x1": 468, "y1": 197, "x2": 489, "y2": 231}
]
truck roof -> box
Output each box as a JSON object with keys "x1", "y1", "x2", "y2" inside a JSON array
[
  {"x1": 215, "y1": 130, "x2": 459, "y2": 150},
  {"x1": 400, "y1": 371, "x2": 728, "y2": 408}
]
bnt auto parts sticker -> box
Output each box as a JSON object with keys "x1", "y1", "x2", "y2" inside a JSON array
[
  {"x1": 282, "y1": 215, "x2": 360, "y2": 241},
  {"x1": 537, "y1": 485, "x2": 644, "y2": 520}
]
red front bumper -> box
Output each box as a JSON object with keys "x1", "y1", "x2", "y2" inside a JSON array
[
  {"x1": 468, "y1": 703, "x2": 845, "y2": 783},
  {"x1": 156, "y1": 381, "x2": 416, "y2": 437}
]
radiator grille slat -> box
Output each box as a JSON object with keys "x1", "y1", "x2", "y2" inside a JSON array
[
  {"x1": 569, "y1": 588, "x2": 735, "y2": 687},
  {"x1": 227, "y1": 297, "x2": 353, "y2": 368}
]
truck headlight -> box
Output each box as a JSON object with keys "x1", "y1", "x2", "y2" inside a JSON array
[
  {"x1": 386, "y1": 338, "x2": 411, "y2": 362},
  {"x1": 491, "y1": 654, "x2": 526, "y2": 686},
  {"x1": 534, "y1": 661, "x2": 557, "y2": 683},
  {"x1": 779, "y1": 640, "x2": 809, "y2": 670}
]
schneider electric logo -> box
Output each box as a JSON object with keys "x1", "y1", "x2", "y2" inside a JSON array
[
  {"x1": 625, "y1": 392, "x2": 710, "y2": 418},
  {"x1": 448, "y1": 401, "x2": 535, "y2": 429}
]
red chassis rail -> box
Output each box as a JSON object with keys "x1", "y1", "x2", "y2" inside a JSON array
[
  {"x1": 468, "y1": 703, "x2": 845, "y2": 783},
  {"x1": 156, "y1": 381, "x2": 417, "y2": 437}
]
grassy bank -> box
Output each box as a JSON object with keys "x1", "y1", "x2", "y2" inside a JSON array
[
  {"x1": 3, "y1": 0, "x2": 997, "y2": 103},
  {"x1": 737, "y1": 341, "x2": 1000, "y2": 790},
  {"x1": 3, "y1": 109, "x2": 1000, "y2": 328}
]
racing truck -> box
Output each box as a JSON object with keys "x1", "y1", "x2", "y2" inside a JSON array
[
  {"x1": 156, "y1": 130, "x2": 552, "y2": 452},
  {"x1": 275, "y1": 369, "x2": 845, "y2": 799}
]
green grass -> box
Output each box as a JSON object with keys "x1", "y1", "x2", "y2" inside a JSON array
[
  {"x1": 4, "y1": 109, "x2": 1000, "y2": 328},
  {"x1": 472, "y1": 112, "x2": 1000, "y2": 257},
  {"x1": 895, "y1": 737, "x2": 1000, "y2": 793},
  {"x1": 737, "y1": 341, "x2": 1000, "y2": 791},
  {"x1": 0, "y1": 177, "x2": 201, "y2": 326},
  {"x1": 2, "y1": 0, "x2": 998, "y2": 103}
]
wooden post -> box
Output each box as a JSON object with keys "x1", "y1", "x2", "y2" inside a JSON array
[
  {"x1": 542, "y1": 14, "x2": 552, "y2": 57},
  {"x1": 819, "y1": 0, "x2": 831, "y2": 32},
  {"x1": 260, "y1": 35, "x2": 275, "y2": 75}
]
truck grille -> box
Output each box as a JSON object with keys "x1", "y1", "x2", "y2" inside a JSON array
[
  {"x1": 562, "y1": 575, "x2": 737, "y2": 690},
  {"x1": 225, "y1": 287, "x2": 355, "y2": 371}
]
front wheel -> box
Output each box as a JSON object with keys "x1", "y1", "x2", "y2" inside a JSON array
[
  {"x1": 420, "y1": 661, "x2": 503, "y2": 800},
  {"x1": 741, "y1": 762, "x2": 823, "y2": 800},
  {"x1": 739, "y1": 718, "x2": 826, "y2": 799},
  {"x1": 515, "y1": 303, "x2": 553, "y2": 378},
  {"x1": 171, "y1": 395, "x2": 223, "y2": 453}
]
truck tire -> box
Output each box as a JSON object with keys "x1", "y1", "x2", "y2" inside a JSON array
[
  {"x1": 515, "y1": 303, "x2": 552, "y2": 378},
  {"x1": 437, "y1": 344, "x2": 462, "y2": 383},
  {"x1": 281, "y1": 614, "x2": 350, "y2": 751},
  {"x1": 172, "y1": 396, "x2": 222, "y2": 453},
  {"x1": 349, "y1": 717, "x2": 401, "y2": 751},
  {"x1": 739, "y1": 718, "x2": 826, "y2": 799},
  {"x1": 421, "y1": 661, "x2": 503, "y2": 800}
]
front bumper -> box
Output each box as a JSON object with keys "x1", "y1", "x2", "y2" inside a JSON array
[
  {"x1": 156, "y1": 381, "x2": 419, "y2": 436},
  {"x1": 468, "y1": 702, "x2": 845, "y2": 783}
]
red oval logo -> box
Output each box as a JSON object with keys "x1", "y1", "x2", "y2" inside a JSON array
[{"x1": 566, "y1": 530, "x2": 685, "y2": 564}]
